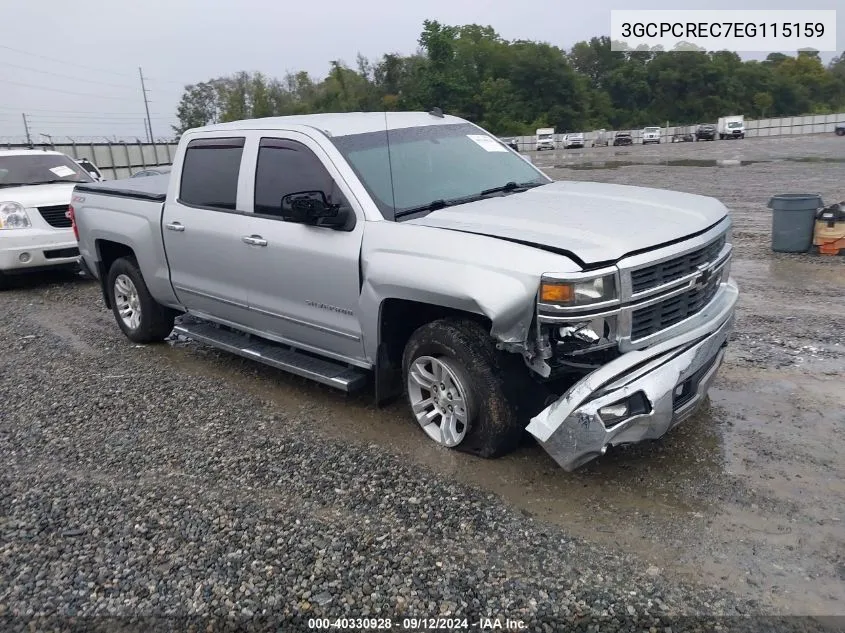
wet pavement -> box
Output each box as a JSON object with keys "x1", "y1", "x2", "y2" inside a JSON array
[
  {"x1": 152, "y1": 135, "x2": 845, "y2": 614},
  {"x1": 3, "y1": 134, "x2": 844, "y2": 619}
]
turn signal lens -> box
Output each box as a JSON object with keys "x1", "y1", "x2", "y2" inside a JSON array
[
  {"x1": 540, "y1": 282, "x2": 574, "y2": 303},
  {"x1": 540, "y1": 274, "x2": 617, "y2": 306}
]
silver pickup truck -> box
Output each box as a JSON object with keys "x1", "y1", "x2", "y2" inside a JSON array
[{"x1": 71, "y1": 112, "x2": 738, "y2": 471}]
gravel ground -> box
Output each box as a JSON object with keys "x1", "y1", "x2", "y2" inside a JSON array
[{"x1": 2, "y1": 134, "x2": 845, "y2": 632}]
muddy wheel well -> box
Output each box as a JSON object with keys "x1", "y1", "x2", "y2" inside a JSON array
[
  {"x1": 96, "y1": 240, "x2": 136, "y2": 308},
  {"x1": 375, "y1": 299, "x2": 492, "y2": 405}
]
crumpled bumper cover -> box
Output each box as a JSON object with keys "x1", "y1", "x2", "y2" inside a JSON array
[{"x1": 526, "y1": 280, "x2": 738, "y2": 471}]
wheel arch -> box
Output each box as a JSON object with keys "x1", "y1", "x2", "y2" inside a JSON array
[
  {"x1": 373, "y1": 297, "x2": 493, "y2": 405},
  {"x1": 95, "y1": 239, "x2": 137, "y2": 309}
]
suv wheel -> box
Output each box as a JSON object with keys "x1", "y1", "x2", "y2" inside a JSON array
[
  {"x1": 107, "y1": 257, "x2": 176, "y2": 343},
  {"x1": 402, "y1": 319, "x2": 527, "y2": 459}
]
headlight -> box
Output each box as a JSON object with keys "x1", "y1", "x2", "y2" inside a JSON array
[
  {"x1": 540, "y1": 273, "x2": 617, "y2": 307},
  {"x1": 0, "y1": 202, "x2": 31, "y2": 230}
]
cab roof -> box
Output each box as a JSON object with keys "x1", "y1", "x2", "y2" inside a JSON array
[{"x1": 192, "y1": 112, "x2": 469, "y2": 138}]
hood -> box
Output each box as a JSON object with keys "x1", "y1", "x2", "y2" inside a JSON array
[
  {"x1": 0, "y1": 182, "x2": 78, "y2": 208},
  {"x1": 410, "y1": 180, "x2": 729, "y2": 265}
]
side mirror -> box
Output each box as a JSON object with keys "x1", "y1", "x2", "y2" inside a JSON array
[{"x1": 280, "y1": 190, "x2": 348, "y2": 228}]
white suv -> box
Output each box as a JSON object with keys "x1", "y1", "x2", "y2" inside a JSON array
[
  {"x1": 0, "y1": 149, "x2": 93, "y2": 287},
  {"x1": 562, "y1": 133, "x2": 585, "y2": 149}
]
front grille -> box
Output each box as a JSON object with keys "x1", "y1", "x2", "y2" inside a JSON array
[
  {"x1": 631, "y1": 273, "x2": 721, "y2": 341},
  {"x1": 38, "y1": 205, "x2": 72, "y2": 228},
  {"x1": 631, "y1": 233, "x2": 726, "y2": 294}
]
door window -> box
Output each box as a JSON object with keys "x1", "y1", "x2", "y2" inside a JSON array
[
  {"x1": 254, "y1": 138, "x2": 346, "y2": 217},
  {"x1": 178, "y1": 137, "x2": 245, "y2": 211}
]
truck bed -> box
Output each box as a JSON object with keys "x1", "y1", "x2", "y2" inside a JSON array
[{"x1": 74, "y1": 174, "x2": 168, "y2": 202}]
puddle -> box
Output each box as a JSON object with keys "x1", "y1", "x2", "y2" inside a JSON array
[
  {"x1": 541, "y1": 156, "x2": 845, "y2": 171},
  {"x1": 145, "y1": 334, "x2": 845, "y2": 615},
  {"x1": 781, "y1": 157, "x2": 845, "y2": 164},
  {"x1": 552, "y1": 159, "x2": 766, "y2": 170}
]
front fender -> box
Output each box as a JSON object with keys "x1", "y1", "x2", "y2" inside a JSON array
[{"x1": 358, "y1": 222, "x2": 580, "y2": 360}]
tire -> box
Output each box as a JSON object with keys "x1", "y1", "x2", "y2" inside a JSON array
[
  {"x1": 106, "y1": 256, "x2": 175, "y2": 343},
  {"x1": 836, "y1": 128, "x2": 845, "y2": 136},
  {"x1": 402, "y1": 318, "x2": 532, "y2": 459}
]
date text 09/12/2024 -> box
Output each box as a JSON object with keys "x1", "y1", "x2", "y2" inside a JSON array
[{"x1": 308, "y1": 617, "x2": 527, "y2": 630}]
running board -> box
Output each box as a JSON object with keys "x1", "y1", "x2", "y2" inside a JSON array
[{"x1": 172, "y1": 318, "x2": 368, "y2": 392}]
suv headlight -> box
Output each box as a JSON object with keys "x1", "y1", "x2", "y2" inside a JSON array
[
  {"x1": 539, "y1": 272, "x2": 618, "y2": 307},
  {"x1": 0, "y1": 202, "x2": 31, "y2": 229}
]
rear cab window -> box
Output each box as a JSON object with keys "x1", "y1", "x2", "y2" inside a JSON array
[{"x1": 178, "y1": 137, "x2": 245, "y2": 210}]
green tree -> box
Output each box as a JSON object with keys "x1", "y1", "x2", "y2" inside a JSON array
[
  {"x1": 173, "y1": 21, "x2": 845, "y2": 137},
  {"x1": 753, "y1": 92, "x2": 774, "y2": 118}
]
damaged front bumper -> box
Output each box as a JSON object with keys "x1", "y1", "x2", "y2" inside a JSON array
[{"x1": 526, "y1": 279, "x2": 738, "y2": 471}]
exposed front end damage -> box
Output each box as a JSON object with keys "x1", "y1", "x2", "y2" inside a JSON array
[{"x1": 526, "y1": 279, "x2": 738, "y2": 471}]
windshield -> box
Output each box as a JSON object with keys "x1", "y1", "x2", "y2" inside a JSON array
[
  {"x1": 644, "y1": 127, "x2": 660, "y2": 133},
  {"x1": 538, "y1": 133, "x2": 553, "y2": 139},
  {"x1": 0, "y1": 153, "x2": 93, "y2": 187},
  {"x1": 330, "y1": 122, "x2": 551, "y2": 221},
  {"x1": 728, "y1": 122, "x2": 742, "y2": 128}
]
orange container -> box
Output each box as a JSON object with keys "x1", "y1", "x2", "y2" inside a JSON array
[{"x1": 813, "y1": 204, "x2": 845, "y2": 256}]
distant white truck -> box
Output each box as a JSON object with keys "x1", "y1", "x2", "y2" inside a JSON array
[
  {"x1": 535, "y1": 128, "x2": 556, "y2": 151},
  {"x1": 717, "y1": 115, "x2": 745, "y2": 140},
  {"x1": 642, "y1": 127, "x2": 662, "y2": 144}
]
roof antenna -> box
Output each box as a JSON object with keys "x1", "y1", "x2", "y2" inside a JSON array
[{"x1": 429, "y1": 107, "x2": 444, "y2": 118}]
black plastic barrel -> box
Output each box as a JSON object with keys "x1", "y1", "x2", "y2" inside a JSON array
[{"x1": 767, "y1": 194, "x2": 823, "y2": 253}]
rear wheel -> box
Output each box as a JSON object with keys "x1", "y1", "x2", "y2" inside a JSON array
[
  {"x1": 402, "y1": 319, "x2": 529, "y2": 459},
  {"x1": 106, "y1": 257, "x2": 175, "y2": 343}
]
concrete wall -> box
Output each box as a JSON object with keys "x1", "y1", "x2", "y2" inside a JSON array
[
  {"x1": 0, "y1": 140, "x2": 178, "y2": 180},
  {"x1": 501, "y1": 112, "x2": 845, "y2": 150}
]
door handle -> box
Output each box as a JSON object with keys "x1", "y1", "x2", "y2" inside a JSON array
[
  {"x1": 242, "y1": 235, "x2": 268, "y2": 247},
  {"x1": 165, "y1": 222, "x2": 185, "y2": 232}
]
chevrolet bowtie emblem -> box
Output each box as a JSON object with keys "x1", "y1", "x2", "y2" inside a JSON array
[{"x1": 694, "y1": 263, "x2": 713, "y2": 290}]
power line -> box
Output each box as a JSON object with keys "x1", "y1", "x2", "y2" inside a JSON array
[
  {"x1": 19, "y1": 117, "x2": 174, "y2": 123},
  {"x1": 28, "y1": 120, "x2": 173, "y2": 127},
  {"x1": 8, "y1": 113, "x2": 173, "y2": 120},
  {"x1": 0, "y1": 105, "x2": 164, "y2": 115},
  {"x1": 0, "y1": 44, "x2": 135, "y2": 78},
  {"x1": 0, "y1": 61, "x2": 139, "y2": 89},
  {"x1": 0, "y1": 44, "x2": 190, "y2": 86},
  {"x1": 0, "y1": 78, "x2": 144, "y2": 101}
]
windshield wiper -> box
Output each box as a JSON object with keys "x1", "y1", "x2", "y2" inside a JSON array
[
  {"x1": 37, "y1": 179, "x2": 89, "y2": 185},
  {"x1": 394, "y1": 198, "x2": 456, "y2": 219},
  {"x1": 394, "y1": 182, "x2": 546, "y2": 220},
  {"x1": 479, "y1": 180, "x2": 544, "y2": 197},
  {"x1": 0, "y1": 179, "x2": 88, "y2": 188}
]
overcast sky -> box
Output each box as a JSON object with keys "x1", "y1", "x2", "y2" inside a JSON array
[{"x1": 1, "y1": 0, "x2": 841, "y2": 142}]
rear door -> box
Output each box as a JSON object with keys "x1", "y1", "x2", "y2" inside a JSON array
[
  {"x1": 162, "y1": 135, "x2": 254, "y2": 326},
  {"x1": 237, "y1": 133, "x2": 367, "y2": 363}
]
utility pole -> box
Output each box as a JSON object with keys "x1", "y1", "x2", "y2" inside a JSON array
[
  {"x1": 22, "y1": 113, "x2": 32, "y2": 146},
  {"x1": 138, "y1": 66, "x2": 153, "y2": 143}
]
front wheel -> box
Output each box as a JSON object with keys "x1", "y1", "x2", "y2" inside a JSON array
[
  {"x1": 106, "y1": 257, "x2": 176, "y2": 343},
  {"x1": 402, "y1": 319, "x2": 527, "y2": 459}
]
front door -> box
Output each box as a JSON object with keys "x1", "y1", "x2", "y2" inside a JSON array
[{"x1": 238, "y1": 135, "x2": 366, "y2": 363}]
